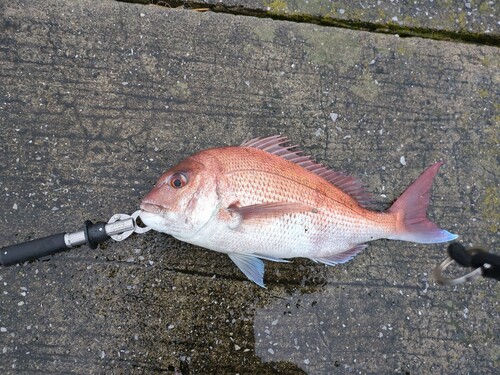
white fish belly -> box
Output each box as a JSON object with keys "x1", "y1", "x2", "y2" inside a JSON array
[{"x1": 185, "y1": 210, "x2": 392, "y2": 260}]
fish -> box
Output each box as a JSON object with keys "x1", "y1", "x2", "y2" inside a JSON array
[{"x1": 139, "y1": 135, "x2": 458, "y2": 287}]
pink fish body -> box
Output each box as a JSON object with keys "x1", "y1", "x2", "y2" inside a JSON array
[{"x1": 140, "y1": 135, "x2": 457, "y2": 287}]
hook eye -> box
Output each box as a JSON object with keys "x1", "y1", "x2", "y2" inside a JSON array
[
  {"x1": 433, "y1": 256, "x2": 483, "y2": 285},
  {"x1": 132, "y1": 210, "x2": 151, "y2": 234}
]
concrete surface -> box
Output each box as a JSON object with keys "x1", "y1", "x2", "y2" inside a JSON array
[
  {"x1": 257, "y1": 0, "x2": 499, "y2": 36},
  {"x1": 0, "y1": 0, "x2": 498, "y2": 374},
  {"x1": 130, "y1": 0, "x2": 499, "y2": 40}
]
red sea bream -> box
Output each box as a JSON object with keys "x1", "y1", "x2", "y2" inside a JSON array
[{"x1": 140, "y1": 135, "x2": 457, "y2": 287}]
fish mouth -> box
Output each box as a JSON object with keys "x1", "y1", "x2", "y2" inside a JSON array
[{"x1": 139, "y1": 202, "x2": 166, "y2": 215}]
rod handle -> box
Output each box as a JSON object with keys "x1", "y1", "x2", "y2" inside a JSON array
[{"x1": 0, "y1": 233, "x2": 68, "y2": 266}]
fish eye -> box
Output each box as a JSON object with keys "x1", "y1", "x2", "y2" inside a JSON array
[{"x1": 169, "y1": 172, "x2": 188, "y2": 189}]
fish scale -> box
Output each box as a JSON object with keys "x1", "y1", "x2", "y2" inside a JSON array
[
  {"x1": 214, "y1": 152, "x2": 386, "y2": 254},
  {"x1": 140, "y1": 135, "x2": 457, "y2": 287}
]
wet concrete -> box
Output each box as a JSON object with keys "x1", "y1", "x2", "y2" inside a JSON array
[{"x1": 0, "y1": 0, "x2": 498, "y2": 374}]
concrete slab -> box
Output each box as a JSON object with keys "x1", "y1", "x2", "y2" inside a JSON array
[
  {"x1": 134, "y1": 0, "x2": 499, "y2": 40},
  {"x1": 0, "y1": 0, "x2": 498, "y2": 374}
]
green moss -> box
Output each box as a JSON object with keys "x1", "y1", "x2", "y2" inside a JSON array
[
  {"x1": 485, "y1": 110, "x2": 500, "y2": 146},
  {"x1": 456, "y1": 12, "x2": 467, "y2": 29},
  {"x1": 252, "y1": 21, "x2": 276, "y2": 43},
  {"x1": 492, "y1": 346, "x2": 500, "y2": 368},
  {"x1": 479, "y1": 1, "x2": 492, "y2": 13},
  {"x1": 403, "y1": 15, "x2": 417, "y2": 26},
  {"x1": 480, "y1": 56, "x2": 490, "y2": 67},
  {"x1": 301, "y1": 28, "x2": 362, "y2": 73},
  {"x1": 350, "y1": 71, "x2": 379, "y2": 101},
  {"x1": 376, "y1": 8, "x2": 387, "y2": 21},
  {"x1": 349, "y1": 8, "x2": 366, "y2": 21},
  {"x1": 264, "y1": 0, "x2": 288, "y2": 14},
  {"x1": 396, "y1": 44, "x2": 407, "y2": 56},
  {"x1": 477, "y1": 89, "x2": 489, "y2": 99},
  {"x1": 170, "y1": 81, "x2": 190, "y2": 100},
  {"x1": 481, "y1": 186, "x2": 500, "y2": 233}
]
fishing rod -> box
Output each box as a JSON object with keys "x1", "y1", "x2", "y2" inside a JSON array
[{"x1": 0, "y1": 210, "x2": 150, "y2": 266}]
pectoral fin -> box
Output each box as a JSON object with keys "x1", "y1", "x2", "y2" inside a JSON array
[
  {"x1": 227, "y1": 202, "x2": 316, "y2": 225},
  {"x1": 227, "y1": 253, "x2": 266, "y2": 288}
]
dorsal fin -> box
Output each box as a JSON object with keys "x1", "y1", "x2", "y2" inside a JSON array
[{"x1": 241, "y1": 135, "x2": 373, "y2": 207}]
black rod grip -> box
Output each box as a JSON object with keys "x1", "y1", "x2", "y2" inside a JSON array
[{"x1": 0, "y1": 233, "x2": 69, "y2": 266}]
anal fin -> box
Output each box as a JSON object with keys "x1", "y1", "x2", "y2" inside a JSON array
[{"x1": 311, "y1": 244, "x2": 367, "y2": 266}]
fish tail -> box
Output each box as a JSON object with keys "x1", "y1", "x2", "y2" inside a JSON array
[{"x1": 387, "y1": 162, "x2": 458, "y2": 243}]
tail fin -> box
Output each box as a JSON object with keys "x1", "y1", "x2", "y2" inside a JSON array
[{"x1": 388, "y1": 162, "x2": 458, "y2": 244}]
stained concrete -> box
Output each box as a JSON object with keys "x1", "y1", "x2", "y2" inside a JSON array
[
  {"x1": 0, "y1": 0, "x2": 498, "y2": 374},
  {"x1": 128, "y1": 0, "x2": 499, "y2": 38},
  {"x1": 254, "y1": 0, "x2": 499, "y2": 36}
]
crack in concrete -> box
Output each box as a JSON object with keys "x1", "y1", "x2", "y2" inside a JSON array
[{"x1": 118, "y1": 0, "x2": 499, "y2": 47}]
